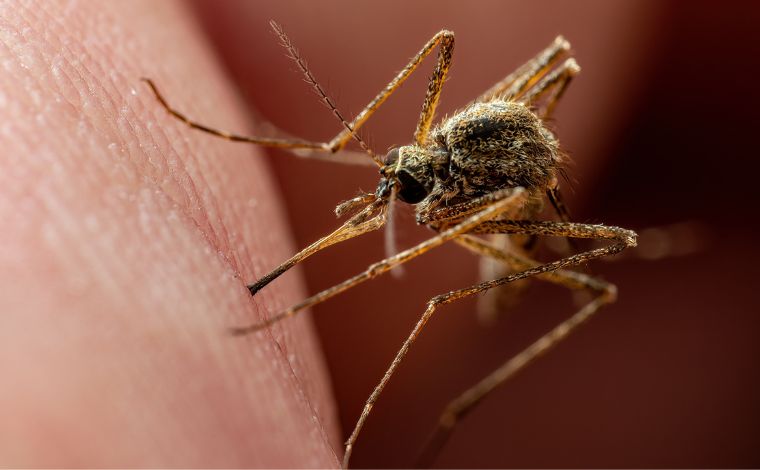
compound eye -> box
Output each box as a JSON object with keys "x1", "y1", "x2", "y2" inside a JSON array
[
  {"x1": 396, "y1": 169, "x2": 428, "y2": 204},
  {"x1": 384, "y1": 148, "x2": 400, "y2": 166}
]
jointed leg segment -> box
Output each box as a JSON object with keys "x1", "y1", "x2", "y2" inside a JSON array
[
  {"x1": 520, "y1": 57, "x2": 581, "y2": 119},
  {"x1": 475, "y1": 35, "x2": 571, "y2": 104},
  {"x1": 414, "y1": 235, "x2": 615, "y2": 466},
  {"x1": 344, "y1": 219, "x2": 635, "y2": 467},
  {"x1": 231, "y1": 188, "x2": 528, "y2": 336},
  {"x1": 144, "y1": 27, "x2": 456, "y2": 166},
  {"x1": 456, "y1": 235, "x2": 609, "y2": 292},
  {"x1": 416, "y1": 284, "x2": 615, "y2": 467}
]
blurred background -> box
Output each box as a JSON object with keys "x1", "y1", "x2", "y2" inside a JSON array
[{"x1": 189, "y1": 1, "x2": 759, "y2": 467}]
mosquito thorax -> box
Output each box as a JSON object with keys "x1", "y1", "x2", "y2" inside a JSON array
[
  {"x1": 431, "y1": 101, "x2": 563, "y2": 199},
  {"x1": 379, "y1": 101, "x2": 562, "y2": 212}
]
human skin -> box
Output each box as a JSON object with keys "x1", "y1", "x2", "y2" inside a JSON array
[{"x1": 0, "y1": 0, "x2": 338, "y2": 466}]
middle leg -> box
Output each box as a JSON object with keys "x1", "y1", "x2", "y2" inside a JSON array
[
  {"x1": 232, "y1": 188, "x2": 528, "y2": 334},
  {"x1": 343, "y1": 223, "x2": 636, "y2": 467},
  {"x1": 415, "y1": 235, "x2": 613, "y2": 466}
]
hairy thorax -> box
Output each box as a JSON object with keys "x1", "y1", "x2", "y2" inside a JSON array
[{"x1": 394, "y1": 101, "x2": 562, "y2": 217}]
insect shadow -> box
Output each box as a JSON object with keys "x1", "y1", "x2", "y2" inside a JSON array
[{"x1": 143, "y1": 21, "x2": 637, "y2": 468}]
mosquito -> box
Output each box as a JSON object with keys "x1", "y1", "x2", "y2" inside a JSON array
[{"x1": 143, "y1": 21, "x2": 637, "y2": 468}]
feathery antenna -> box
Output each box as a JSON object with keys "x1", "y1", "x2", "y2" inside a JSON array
[{"x1": 270, "y1": 21, "x2": 383, "y2": 167}]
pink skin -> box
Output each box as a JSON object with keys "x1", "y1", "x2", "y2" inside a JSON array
[
  {"x1": 0, "y1": 1, "x2": 337, "y2": 466},
  {"x1": 0, "y1": 0, "x2": 660, "y2": 467}
]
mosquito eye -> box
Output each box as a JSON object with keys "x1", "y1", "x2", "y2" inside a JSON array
[
  {"x1": 396, "y1": 169, "x2": 428, "y2": 204},
  {"x1": 385, "y1": 148, "x2": 400, "y2": 166}
]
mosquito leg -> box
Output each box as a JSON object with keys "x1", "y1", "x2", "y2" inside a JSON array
[
  {"x1": 468, "y1": 220, "x2": 636, "y2": 246},
  {"x1": 475, "y1": 36, "x2": 570, "y2": 104},
  {"x1": 411, "y1": 31, "x2": 455, "y2": 145},
  {"x1": 416, "y1": 280, "x2": 614, "y2": 467},
  {"x1": 455, "y1": 235, "x2": 604, "y2": 292},
  {"x1": 411, "y1": 226, "x2": 632, "y2": 465},
  {"x1": 468, "y1": 219, "x2": 636, "y2": 277},
  {"x1": 345, "y1": 223, "x2": 636, "y2": 468},
  {"x1": 144, "y1": 27, "x2": 454, "y2": 167},
  {"x1": 143, "y1": 77, "x2": 386, "y2": 168},
  {"x1": 417, "y1": 186, "x2": 527, "y2": 227},
  {"x1": 248, "y1": 187, "x2": 524, "y2": 298},
  {"x1": 142, "y1": 77, "x2": 328, "y2": 149},
  {"x1": 520, "y1": 57, "x2": 581, "y2": 119},
  {"x1": 232, "y1": 188, "x2": 527, "y2": 334}
]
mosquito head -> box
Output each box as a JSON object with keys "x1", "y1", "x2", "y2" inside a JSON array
[{"x1": 377, "y1": 146, "x2": 448, "y2": 205}]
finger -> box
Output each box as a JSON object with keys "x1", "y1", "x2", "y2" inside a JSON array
[{"x1": 0, "y1": 0, "x2": 337, "y2": 466}]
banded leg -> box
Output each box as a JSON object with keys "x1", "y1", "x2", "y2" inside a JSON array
[
  {"x1": 232, "y1": 188, "x2": 528, "y2": 334},
  {"x1": 343, "y1": 222, "x2": 636, "y2": 468},
  {"x1": 144, "y1": 27, "x2": 455, "y2": 165},
  {"x1": 475, "y1": 35, "x2": 571, "y2": 104}
]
